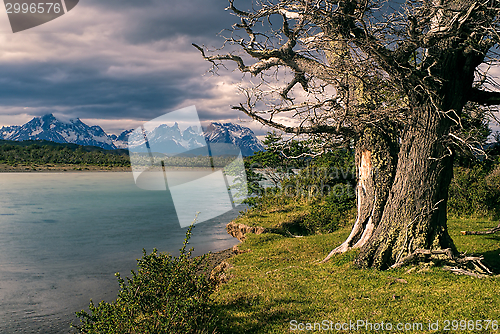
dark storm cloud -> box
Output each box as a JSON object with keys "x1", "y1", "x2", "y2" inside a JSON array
[
  {"x1": 0, "y1": 0, "x2": 254, "y2": 130},
  {"x1": 0, "y1": 58, "x2": 219, "y2": 119},
  {"x1": 90, "y1": 0, "x2": 236, "y2": 45}
]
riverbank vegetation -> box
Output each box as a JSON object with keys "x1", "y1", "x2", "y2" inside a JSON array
[
  {"x1": 210, "y1": 216, "x2": 500, "y2": 334},
  {"x1": 74, "y1": 225, "x2": 218, "y2": 334},
  {"x1": 0, "y1": 140, "x2": 242, "y2": 170}
]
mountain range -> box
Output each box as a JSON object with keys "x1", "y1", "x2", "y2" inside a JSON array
[{"x1": 0, "y1": 114, "x2": 264, "y2": 156}]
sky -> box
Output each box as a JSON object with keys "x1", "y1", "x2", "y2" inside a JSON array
[
  {"x1": 0, "y1": 0, "x2": 498, "y2": 138},
  {"x1": 0, "y1": 0, "x2": 272, "y2": 136}
]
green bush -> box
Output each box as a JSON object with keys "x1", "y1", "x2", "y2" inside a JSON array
[
  {"x1": 241, "y1": 150, "x2": 357, "y2": 234},
  {"x1": 247, "y1": 187, "x2": 292, "y2": 210},
  {"x1": 302, "y1": 192, "x2": 356, "y2": 234},
  {"x1": 448, "y1": 164, "x2": 500, "y2": 218},
  {"x1": 73, "y1": 225, "x2": 217, "y2": 334}
]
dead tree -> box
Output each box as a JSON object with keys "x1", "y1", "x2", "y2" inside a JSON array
[{"x1": 195, "y1": 0, "x2": 500, "y2": 273}]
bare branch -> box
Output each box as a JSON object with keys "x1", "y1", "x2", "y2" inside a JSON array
[
  {"x1": 468, "y1": 88, "x2": 500, "y2": 106},
  {"x1": 461, "y1": 221, "x2": 500, "y2": 235},
  {"x1": 232, "y1": 103, "x2": 355, "y2": 137}
]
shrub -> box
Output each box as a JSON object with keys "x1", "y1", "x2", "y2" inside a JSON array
[
  {"x1": 302, "y1": 192, "x2": 356, "y2": 234},
  {"x1": 247, "y1": 187, "x2": 292, "y2": 209},
  {"x1": 448, "y1": 164, "x2": 500, "y2": 218},
  {"x1": 241, "y1": 150, "x2": 357, "y2": 234},
  {"x1": 73, "y1": 225, "x2": 217, "y2": 334}
]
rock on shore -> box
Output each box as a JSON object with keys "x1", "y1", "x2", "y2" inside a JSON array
[{"x1": 226, "y1": 221, "x2": 267, "y2": 242}]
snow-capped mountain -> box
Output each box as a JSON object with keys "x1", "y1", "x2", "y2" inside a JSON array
[
  {"x1": 205, "y1": 122, "x2": 264, "y2": 156},
  {"x1": 0, "y1": 114, "x2": 116, "y2": 150},
  {"x1": 0, "y1": 114, "x2": 264, "y2": 156},
  {"x1": 146, "y1": 123, "x2": 206, "y2": 153},
  {"x1": 127, "y1": 123, "x2": 207, "y2": 154},
  {"x1": 125, "y1": 122, "x2": 262, "y2": 156},
  {"x1": 110, "y1": 129, "x2": 134, "y2": 149}
]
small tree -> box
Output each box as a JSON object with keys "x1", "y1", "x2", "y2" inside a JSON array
[{"x1": 248, "y1": 131, "x2": 310, "y2": 187}]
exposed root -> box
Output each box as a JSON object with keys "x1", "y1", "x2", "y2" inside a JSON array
[
  {"x1": 390, "y1": 248, "x2": 454, "y2": 269},
  {"x1": 461, "y1": 221, "x2": 500, "y2": 235},
  {"x1": 321, "y1": 241, "x2": 351, "y2": 263},
  {"x1": 390, "y1": 248, "x2": 495, "y2": 278},
  {"x1": 320, "y1": 212, "x2": 375, "y2": 263}
]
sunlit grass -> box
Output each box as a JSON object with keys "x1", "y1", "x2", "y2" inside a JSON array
[{"x1": 212, "y1": 216, "x2": 500, "y2": 333}]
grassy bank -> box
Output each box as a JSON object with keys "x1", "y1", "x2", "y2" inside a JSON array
[
  {"x1": 72, "y1": 210, "x2": 499, "y2": 333},
  {"x1": 211, "y1": 216, "x2": 500, "y2": 333}
]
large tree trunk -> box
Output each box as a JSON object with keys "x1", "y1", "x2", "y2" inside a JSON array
[
  {"x1": 322, "y1": 126, "x2": 397, "y2": 262},
  {"x1": 355, "y1": 103, "x2": 458, "y2": 269}
]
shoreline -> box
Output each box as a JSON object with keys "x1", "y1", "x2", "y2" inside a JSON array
[
  {"x1": 203, "y1": 247, "x2": 235, "y2": 274},
  {"x1": 201, "y1": 222, "x2": 256, "y2": 276},
  {"x1": 0, "y1": 164, "x2": 220, "y2": 173},
  {"x1": 0, "y1": 163, "x2": 131, "y2": 173}
]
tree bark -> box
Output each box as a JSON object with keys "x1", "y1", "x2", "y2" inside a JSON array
[
  {"x1": 355, "y1": 105, "x2": 458, "y2": 269},
  {"x1": 326, "y1": 114, "x2": 459, "y2": 269},
  {"x1": 322, "y1": 126, "x2": 397, "y2": 262}
]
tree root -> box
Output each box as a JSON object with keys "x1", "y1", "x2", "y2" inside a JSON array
[
  {"x1": 460, "y1": 221, "x2": 500, "y2": 235},
  {"x1": 390, "y1": 248, "x2": 495, "y2": 278}
]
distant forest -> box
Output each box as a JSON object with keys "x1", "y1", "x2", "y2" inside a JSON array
[
  {"x1": 0, "y1": 140, "x2": 130, "y2": 167},
  {"x1": 0, "y1": 140, "x2": 240, "y2": 168}
]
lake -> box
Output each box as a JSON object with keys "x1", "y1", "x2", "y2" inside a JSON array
[{"x1": 0, "y1": 172, "x2": 242, "y2": 333}]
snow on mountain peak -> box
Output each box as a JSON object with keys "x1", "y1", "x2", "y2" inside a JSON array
[
  {"x1": 204, "y1": 122, "x2": 264, "y2": 156},
  {"x1": 0, "y1": 115, "x2": 264, "y2": 155},
  {"x1": 52, "y1": 113, "x2": 79, "y2": 125},
  {"x1": 0, "y1": 114, "x2": 116, "y2": 150}
]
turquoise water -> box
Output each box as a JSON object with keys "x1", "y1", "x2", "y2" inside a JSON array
[{"x1": 0, "y1": 172, "x2": 241, "y2": 333}]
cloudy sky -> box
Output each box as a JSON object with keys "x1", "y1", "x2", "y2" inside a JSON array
[{"x1": 0, "y1": 0, "x2": 271, "y2": 136}]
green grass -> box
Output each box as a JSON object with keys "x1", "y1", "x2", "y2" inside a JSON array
[
  {"x1": 236, "y1": 199, "x2": 310, "y2": 231},
  {"x1": 236, "y1": 196, "x2": 356, "y2": 236},
  {"x1": 211, "y1": 217, "x2": 500, "y2": 333},
  {"x1": 449, "y1": 217, "x2": 500, "y2": 272}
]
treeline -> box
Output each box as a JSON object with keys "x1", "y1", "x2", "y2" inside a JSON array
[
  {"x1": 0, "y1": 140, "x2": 242, "y2": 168},
  {"x1": 0, "y1": 140, "x2": 130, "y2": 167}
]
